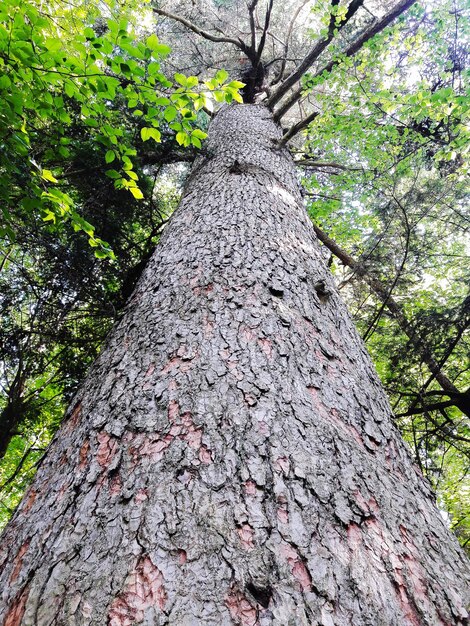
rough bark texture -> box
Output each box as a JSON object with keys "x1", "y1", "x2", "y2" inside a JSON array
[{"x1": 0, "y1": 104, "x2": 469, "y2": 626}]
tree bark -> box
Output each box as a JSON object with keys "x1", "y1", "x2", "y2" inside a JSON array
[{"x1": 0, "y1": 104, "x2": 468, "y2": 626}]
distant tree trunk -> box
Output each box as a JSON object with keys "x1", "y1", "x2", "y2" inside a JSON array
[{"x1": 0, "y1": 105, "x2": 468, "y2": 626}]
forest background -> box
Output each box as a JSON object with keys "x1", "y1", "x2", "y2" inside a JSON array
[{"x1": 0, "y1": 0, "x2": 468, "y2": 552}]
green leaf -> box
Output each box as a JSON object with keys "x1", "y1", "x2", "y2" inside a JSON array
[
  {"x1": 174, "y1": 73, "x2": 187, "y2": 86},
  {"x1": 216, "y1": 69, "x2": 229, "y2": 84},
  {"x1": 146, "y1": 33, "x2": 160, "y2": 50},
  {"x1": 154, "y1": 43, "x2": 171, "y2": 56},
  {"x1": 105, "y1": 150, "x2": 115, "y2": 164},
  {"x1": 176, "y1": 131, "x2": 189, "y2": 146},
  {"x1": 41, "y1": 169, "x2": 58, "y2": 183},
  {"x1": 129, "y1": 186, "x2": 144, "y2": 199},
  {"x1": 164, "y1": 106, "x2": 177, "y2": 123},
  {"x1": 105, "y1": 169, "x2": 121, "y2": 179},
  {"x1": 141, "y1": 127, "x2": 161, "y2": 142},
  {"x1": 192, "y1": 129, "x2": 207, "y2": 140}
]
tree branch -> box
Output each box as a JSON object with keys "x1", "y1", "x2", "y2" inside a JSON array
[
  {"x1": 281, "y1": 110, "x2": 319, "y2": 144},
  {"x1": 248, "y1": 0, "x2": 259, "y2": 57},
  {"x1": 271, "y1": 0, "x2": 310, "y2": 86},
  {"x1": 395, "y1": 387, "x2": 470, "y2": 422},
  {"x1": 362, "y1": 193, "x2": 411, "y2": 342},
  {"x1": 153, "y1": 8, "x2": 250, "y2": 55},
  {"x1": 310, "y1": 220, "x2": 465, "y2": 406},
  {"x1": 296, "y1": 159, "x2": 362, "y2": 171},
  {"x1": 255, "y1": 0, "x2": 274, "y2": 65},
  {"x1": 268, "y1": 0, "x2": 363, "y2": 109},
  {"x1": 395, "y1": 399, "x2": 459, "y2": 418},
  {"x1": 273, "y1": 0, "x2": 416, "y2": 121}
]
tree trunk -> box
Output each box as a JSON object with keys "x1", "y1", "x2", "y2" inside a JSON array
[{"x1": 0, "y1": 104, "x2": 468, "y2": 626}]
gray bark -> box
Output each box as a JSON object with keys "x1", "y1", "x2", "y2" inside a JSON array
[{"x1": 0, "y1": 104, "x2": 468, "y2": 626}]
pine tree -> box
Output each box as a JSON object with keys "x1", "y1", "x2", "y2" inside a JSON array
[{"x1": 1, "y1": 2, "x2": 469, "y2": 624}]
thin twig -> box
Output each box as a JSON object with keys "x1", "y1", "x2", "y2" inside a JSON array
[{"x1": 273, "y1": 0, "x2": 416, "y2": 120}]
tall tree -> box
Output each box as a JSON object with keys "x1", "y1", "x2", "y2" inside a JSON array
[{"x1": 1, "y1": 0, "x2": 469, "y2": 624}]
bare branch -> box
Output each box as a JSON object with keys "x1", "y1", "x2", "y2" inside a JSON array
[
  {"x1": 268, "y1": 0, "x2": 364, "y2": 109},
  {"x1": 272, "y1": 0, "x2": 310, "y2": 86},
  {"x1": 255, "y1": 0, "x2": 274, "y2": 65},
  {"x1": 248, "y1": 0, "x2": 259, "y2": 56},
  {"x1": 273, "y1": 0, "x2": 416, "y2": 121},
  {"x1": 395, "y1": 388, "x2": 470, "y2": 422},
  {"x1": 296, "y1": 159, "x2": 362, "y2": 171},
  {"x1": 153, "y1": 8, "x2": 250, "y2": 55},
  {"x1": 281, "y1": 110, "x2": 319, "y2": 144},
  {"x1": 310, "y1": 221, "x2": 463, "y2": 402}
]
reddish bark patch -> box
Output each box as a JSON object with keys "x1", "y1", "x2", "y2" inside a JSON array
[
  {"x1": 78, "y1": 439, "x2": 90, "y2": 470},
  {"x1": 22, "y1": 488, "x2": 37, "y2": 513},
  {"x1": 178, "y1": 549, "x2": 187, "y2": 565},
  {"x1": 58, "y1": 452, "x2": 68, "y2": 467},
  {"x1": 244, "y1": 480, "x2": 257, "y2": 496},
  {"x1": 144, "y1": 363, "x2": 155, "y2": 377},
  {"x1": 128, "y1": 407, "x2": 210, "y2": 465},
  {"x1": 168, "y1": 400, "x2": 179, "y2": 422},
  {"x1": 364, "y1": 517, "x2": 383, "y2": 542},
  {"x1": 306, "y1": 387, "x2": 328, "y2": 418},
  {"x1": 353, "y1": 490, "x2": 379, "y2": 518},
  {"x1": 258, "y1": 338, "x2": 273, "y2": 359},
  {"x1": 239, "y1": 325, "x2": 257, "y2": 343},
  {"x1": 280, "y1": 543, "x2": 312, "y2": 591},
  {"x1": 160, "y1": 356, "x2": 181, "y2": 374},
  {"x1": 180, "y1": 412, "x2": 203, "y2": 449},
  {"x1": 274, "y1": 456, "x2": 289, "y2": 475},
  {"x1": 56, "y1": 481, "x2": 70, "y2": 502},
  {"x1": 392, "y1": 567, "x2": 422, "y2": 626},
  {"x1": 192, "y1": 282, "x2": 214, "y2": 296},
  {"x1": 4, "y1": 585, "x2": 30, "y2": 626},
  {"x1": 109, "y1": 474, "x2": 122, "y2": 497},
  {"x1": 108, "y1": 556, "x2": 166, "y2": 626},
  {"x1": 225, "y1": 587, "x2": 258, "y2": 626},
  {"x1": 237, "y1": 524, "x2": 255, "y2": 550},
  {"x1": 96, "y1": 432, "x2": 118, "y2": 469},
  {"x1": 160, "y1": 356, "x2": 192, "y2": 375},
  {"x1": 328, "y1": 407, "x2": 365, "y2": 449},
  {"x1": 199, "y1": 445, "x2": 212, "y2": 464},
  {"x1": 203, "y1": 316, "x2": 215, "y2": 338},
  {"x1": 136, "y1": 435, "x2": 172, "y2": 464},
  {"x1": 399, "y1": 525, "x2": 416, "y2": 553},
  {"x1": 404, "y1": 555, "x2": 428, "y2": 602},
  {"x1": 134, "y1": 489, "x2": 148, "y2": 504},
  {"x1": 68, "y1": 401, "x2": 82, "y2": 429},
  {"x1": 347, "y1": 523, "x2": 362, "y2": 552},
  {"x1": 277, "y1": 506, "x2": 289, "y2": 524},
  {"x1": 397, "y1": 526, "x2": 435, "y2": 617},
  {"x1": 9, "y1": 540, "x2": 30, "y2": 584},
  {"x1": 244, "y1": 393, "x2": 257, "y2": 407}
]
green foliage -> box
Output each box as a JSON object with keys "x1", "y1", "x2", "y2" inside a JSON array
[
  {"x1": 0, "y1": 136, "x2": 181, "y2": 527},
  {"x1": 0, "y1": 0, "x2": 242, "y2": 256}
]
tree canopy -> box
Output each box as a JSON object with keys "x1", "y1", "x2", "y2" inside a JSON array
[{"x1": 0, "y1": 0, "x2": 468, "y2": 552}]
